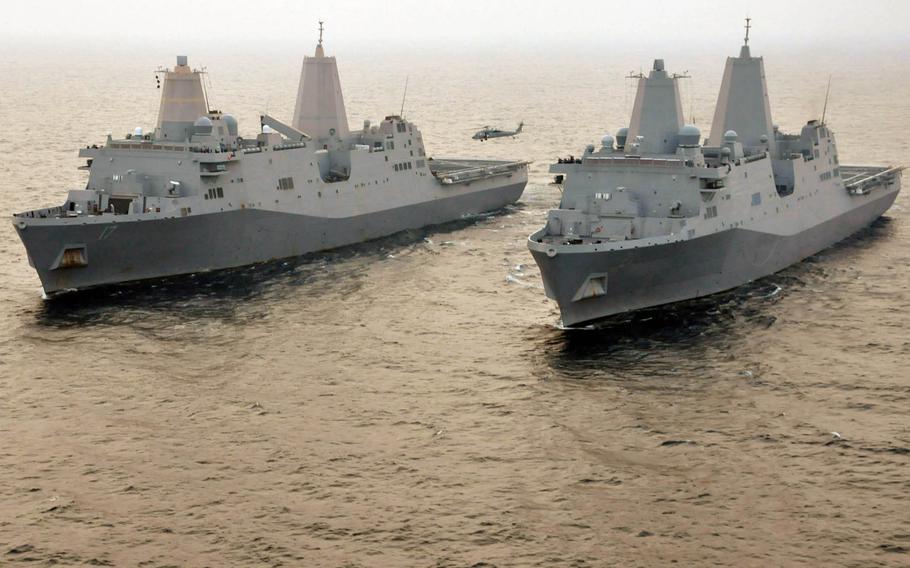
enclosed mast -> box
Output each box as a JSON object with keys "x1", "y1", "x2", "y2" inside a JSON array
[
  {"x1": 292, "y1": 22, "x2": 350, "y2": 141},
  {"x1": 155, "y1": 56, "x2": 209, "y2": 142},
  {"x1": 625, "y1": 60, "x2": 686, "y2": 155},
  {"x1": 708, "y1": 18, "x2": 776, "y2": 153}
]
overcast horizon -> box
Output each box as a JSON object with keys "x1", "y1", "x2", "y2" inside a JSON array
[{"x1": 2, "y1": 0, "x2": 909, "y2": 55}]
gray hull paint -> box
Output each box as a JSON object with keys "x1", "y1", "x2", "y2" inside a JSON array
[
  {"x1": 19, "y1": 182, "x2": 525, "y2": 294},
  {"x1": 530, "y1": 188, "x2": 899, "y2": 327}
]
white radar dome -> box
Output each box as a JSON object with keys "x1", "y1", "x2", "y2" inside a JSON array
[
  {"x1": 222, "y1": 114, "x2": 238, "y2": 136},
  {"x1": 194, "y1": 116, "x2": 213, "y2": 135},
  {"x1": 723, "y1": 129, "x2": 739, "y2": 142},
  {"x1": 677, "y1": 124, "x2": 701, "y2": 147},
  {"x1": 601, "y1": 134, "x2": 615, "y2": 149},
  {"x1": 615, "y1": 127, "x2": 630, "y2": 148}
]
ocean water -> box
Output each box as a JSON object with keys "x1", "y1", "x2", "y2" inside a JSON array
[{"x1": 0, "y1": 44, "x2": 908, "y2": 567}]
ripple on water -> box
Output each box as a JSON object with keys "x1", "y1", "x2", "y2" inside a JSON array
[{"x1": 1, "y1": 49, "x2": 908, "y2": 567}]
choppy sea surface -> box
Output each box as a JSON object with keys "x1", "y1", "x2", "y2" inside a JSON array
[{"x1": 1, "y1": 44, "x2": 908, "y2": 567}]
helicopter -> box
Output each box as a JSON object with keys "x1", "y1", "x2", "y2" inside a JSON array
[{"x1": 472, "y1": 122, "x2": 523, "y2": 141}]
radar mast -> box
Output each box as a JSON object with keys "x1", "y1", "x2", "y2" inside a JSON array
[{"x1": 293, "y1": 21, "x2": 350, "y2": 139}]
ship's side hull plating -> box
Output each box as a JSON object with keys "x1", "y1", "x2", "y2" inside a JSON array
[
  {"x1": 530, "y1": 188, "x2": 898, "y2": 327},
  {"x1": 18, "y1": 181, "x2": 525, "y2": 294}
]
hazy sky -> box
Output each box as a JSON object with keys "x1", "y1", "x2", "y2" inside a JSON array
[{"x1": 2, "y1": 0, "x2": 908, "y2": 53}]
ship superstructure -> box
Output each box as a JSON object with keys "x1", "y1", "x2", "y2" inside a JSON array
[
  {"x1": 13, "y1": 27, "x2": 528, "y2": 295},
  {"x1": 528, "y1": 24, "x2": 902, "y2": 327}
]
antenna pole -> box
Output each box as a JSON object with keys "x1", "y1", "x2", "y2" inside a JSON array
[
  {"x1": 199, "y1": 67, "x2": 212, "y2": 113},
  {"x1": 400, "y1": 76, "x2": 409, "y2": 117},
  {"x1": 318, "y1": 21, "x2": 324, "y2": 47},
  {"x1": 744, "y1": 17, "x2": 751, "y2": 46},
  {"x1": 821, "y1": 75, "x2": 832, "y2": 124}
]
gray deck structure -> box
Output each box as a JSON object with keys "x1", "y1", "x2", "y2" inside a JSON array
[
  {"x1": 13, "y1": 28, "x2": 528, "y2": 295},
  {"x1": 528, "y1": 25, "x2": 902, "y2": 327}
]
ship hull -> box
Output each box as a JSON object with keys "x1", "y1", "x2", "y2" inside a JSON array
[
  {"x1": 530, "y1": 187, "x2": 899, "y2": 327},
  {"x1": 16, "y1": 181, "x2": 525, "y2": 295}
]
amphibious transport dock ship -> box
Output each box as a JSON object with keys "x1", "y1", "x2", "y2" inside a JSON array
[
  {"x1": 528, "y1": 25, "x2": 902, "y2": 327},
  {"x1": 13, "y1": 28, "x2": 528, "y2": 295}
]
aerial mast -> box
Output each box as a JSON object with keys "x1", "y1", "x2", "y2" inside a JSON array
[
  {"x1": 292, "y1": 20, "x2": 350, "y2": 138},
  {"x1": 821, "y1": 75, "x2": 832, "y2": 124},
  {"x1": 400, "y1": 76, "x2": 409, "y2": 117}
]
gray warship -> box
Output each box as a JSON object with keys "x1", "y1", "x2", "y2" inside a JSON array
[
  {"x1": 528, "y1": 23, "x2": 903, "y2": 327},
  {"x1": 13, "y1": 27, "x2": 528, "y2": 295}
]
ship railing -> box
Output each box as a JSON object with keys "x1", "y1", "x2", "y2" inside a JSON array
[
  {"x1": 108, "y1": 142, "x2": 192, "y2": 152},
  {"x1": 105, "y1": 141, "x2": 246, "y2": 157},
  {"x1": 741, "y1": 152, "x2": 768, "y2": 164},
  {"x1": 585, "y1": 156, "x2": 683, "y2": 168},
  {"x1": 14, "y1": 205, "x2": 66, "y2": 220},
  {"x1": 273, "y1": 141, "x2": 308, "y2": 152},
  {"x1": 843, "y1": 165, "x2": 904, "y2": 195},
  {"x1": 431, "y1": 159, "x2": 528, "y2": 185}
]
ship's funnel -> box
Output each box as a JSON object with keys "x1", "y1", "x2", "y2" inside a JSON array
[
  {"x1": 292, "y1": 23, "x2": 350, "y2": 140},
  {"x1": 156, "y1": 56, "x2": 209, "y2": 141},
  {"x1": 626, "y1": 59, "x2": 685, "y2": 155},
  {"x1": 709, "y1": 20, "x2": 775, "y2": 152}
]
